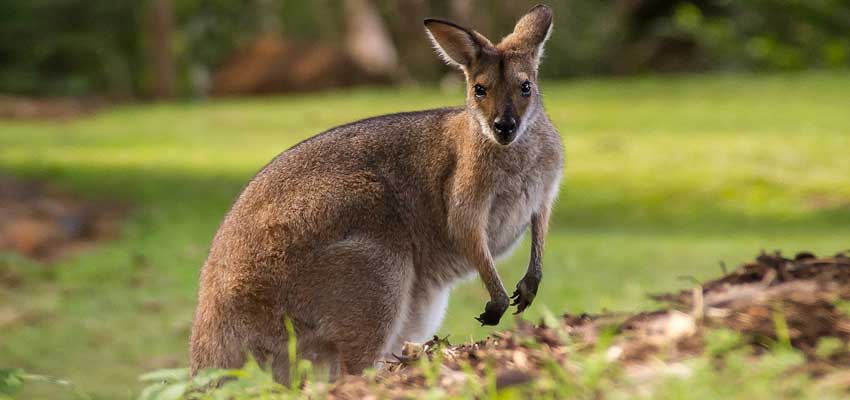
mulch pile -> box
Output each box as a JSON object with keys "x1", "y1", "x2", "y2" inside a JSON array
[
  {"x1": 0, "y1": 175, "x2": 124, "y2": 261},
  {"x1": 327, "y1": 250, "x2": 850, "y2": 398}
]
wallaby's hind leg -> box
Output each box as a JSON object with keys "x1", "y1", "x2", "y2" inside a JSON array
[{"x1": 285, "y1": 236, "x2": 413, "y2": 376}]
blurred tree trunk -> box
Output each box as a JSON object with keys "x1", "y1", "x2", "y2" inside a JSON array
[
  {"x1": 146, "y1": 0, "x2": 176, "y2": 99},
  {"x1": 450, "y1": 0, "x2": 473, "y2": 24},
  {"x1": 343, "y1": 0, "x2": 399, "y2": 78},
  {"x1": 451, "y1": 0, "x2": 486, "y2": 32},
  {"x1": 256, "y1": 0, "x2": 282, "y2": 35},
  {"x1": 386, "y1": 0, "x2": 429, "y2": 81}
]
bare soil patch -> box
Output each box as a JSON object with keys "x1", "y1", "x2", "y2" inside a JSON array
[
  {"x1": 0, "y1": 175, "x2": 124, "y2": 261},
  {"x1": 0, "y1": 96, "x2": 105, "y2": 120},
  {"x1": 328, "y1": 250, "x2": 850, "y2": 398}
]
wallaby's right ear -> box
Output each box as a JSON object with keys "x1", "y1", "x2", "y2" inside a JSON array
[{"x1": 424, "y1": 19, "x2": 487, "y2": 69}]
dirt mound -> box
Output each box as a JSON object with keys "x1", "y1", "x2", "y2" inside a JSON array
[
  {"x1": 328, "y1": 251, "x2": 850, "y2": 398},
  {"x1": 211, "y1": 35, "x2": 393, "y2": 96},
  {"x1": 0, "y1": 175, "x2": 124, "y2": 261},
  {"x1": 654, "y1": 251, "x2": 850, "y2": 355}
]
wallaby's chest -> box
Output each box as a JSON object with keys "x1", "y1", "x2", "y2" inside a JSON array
[{"x1": 485, "y1": 157, "x2": 559, "y2": 258}]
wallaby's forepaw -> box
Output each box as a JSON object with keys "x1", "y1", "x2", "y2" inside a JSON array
[
  {"x1": 475, "y1": 298, "x2": 508, "y2": 326},
  {"x1": 511, "y1": 274, "x2": 540, "y2": 314}
]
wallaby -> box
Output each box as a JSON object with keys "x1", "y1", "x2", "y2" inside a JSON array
[{"x1": 190, "y1": 4, "x2": 563, "y2": 383}]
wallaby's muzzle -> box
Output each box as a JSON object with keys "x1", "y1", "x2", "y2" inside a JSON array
[{"x1": 493, "y1": 113, "x2": 518, "y2": 145}]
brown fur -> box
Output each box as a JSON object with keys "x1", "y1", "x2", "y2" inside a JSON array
[{"x1": 190, "y1": 4, "x2": 563, "y2": 383}]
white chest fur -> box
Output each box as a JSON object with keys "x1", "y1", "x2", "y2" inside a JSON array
[
  {"x1": 409, "y1": 287, "x2": 451, "y2": 343},
  {"x1": 486, "y1": 170, "x2": 553, "y2": 259}
]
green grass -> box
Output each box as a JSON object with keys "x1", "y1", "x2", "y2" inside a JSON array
[
  {"x1": 1, "y1": 71, "x2": 849, "y2": 398},
  {"x1": 15, "y1": 326, "x2": 843, "y2": 400}
]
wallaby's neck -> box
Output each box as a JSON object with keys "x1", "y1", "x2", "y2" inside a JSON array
[
  {"x1": 444, "y1": 105, "x2": 546, "y2": 189},
  {"x1": 445, "y1": 109, "x2": 490, "y2": 155}
]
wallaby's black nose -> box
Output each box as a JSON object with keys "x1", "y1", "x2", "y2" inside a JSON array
[{"x1": 493, "y1": 117, "x2": 517, "y2": 136}]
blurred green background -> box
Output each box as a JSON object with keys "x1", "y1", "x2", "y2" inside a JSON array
[
  {"x1": 1, "y1": 0, "x2": 849, "y2": 398},
  {"x1": 2, "y1": 0, "x2": 849, "y2": 97}
]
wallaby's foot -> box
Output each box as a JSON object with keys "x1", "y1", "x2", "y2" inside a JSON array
[
  {"x1": 475, "y1": 297, "x2": 508, "y2": 326},
  {"x1": 511, "y1": 274, "x2": 540, "y2": 314}
]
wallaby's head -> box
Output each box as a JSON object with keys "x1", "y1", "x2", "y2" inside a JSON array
[{"x1": 425, "y1": 4, "x2": 553, "y2": 145}]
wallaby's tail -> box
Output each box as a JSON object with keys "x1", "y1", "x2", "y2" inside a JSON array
[{"x1": 189, "y1": 293, "x2": 247, "y2": 375}]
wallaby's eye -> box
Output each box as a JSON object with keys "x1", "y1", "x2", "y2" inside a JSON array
[
  {"x1": 520, "y1": 81, "x2": 532, "y2": 97},
  {"x1": 473, "y1": 84, "x2": 487, "y2": 98}
]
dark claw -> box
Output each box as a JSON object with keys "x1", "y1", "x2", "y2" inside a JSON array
[
  {"x1": 475, "y1": 298, "x2": 508, "y2": 326},
  {"x1": 511, "y1": 274, "x2": 540, "y2": 314},
  {"x1": 392, "y1": 353, "x2": 417, "y2": 365}
]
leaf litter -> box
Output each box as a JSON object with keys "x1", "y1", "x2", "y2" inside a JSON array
[
  {"x1": 0, "y1": 174, "x2": 124, "y2": 262},
  {"x1": 325, "y1": 250, "x2": 850, "y2": 398}
]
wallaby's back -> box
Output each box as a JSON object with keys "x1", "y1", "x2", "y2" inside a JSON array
[{"x1": 210, "y1": 107, "x2": 462, "y2": 266}]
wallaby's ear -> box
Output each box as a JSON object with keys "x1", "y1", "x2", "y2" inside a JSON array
[
  {"x1": 502, "y1": 4, "x2": 554, "y2": 67},
  {"x1": 424, "y1": 19, "x2": 488, "y2": 69}
]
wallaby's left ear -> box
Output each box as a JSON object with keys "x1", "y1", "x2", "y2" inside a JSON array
[
  {"x1": 503, "y1": 4, "x2": 554, "y2": 67},
  {"x1": 424, "y1": 19, "x2": 491, "y2": 70}
]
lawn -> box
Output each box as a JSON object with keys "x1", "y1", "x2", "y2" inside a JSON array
[{"x1": 1, "y1": 71, "x2": 849, "y2": 398}]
